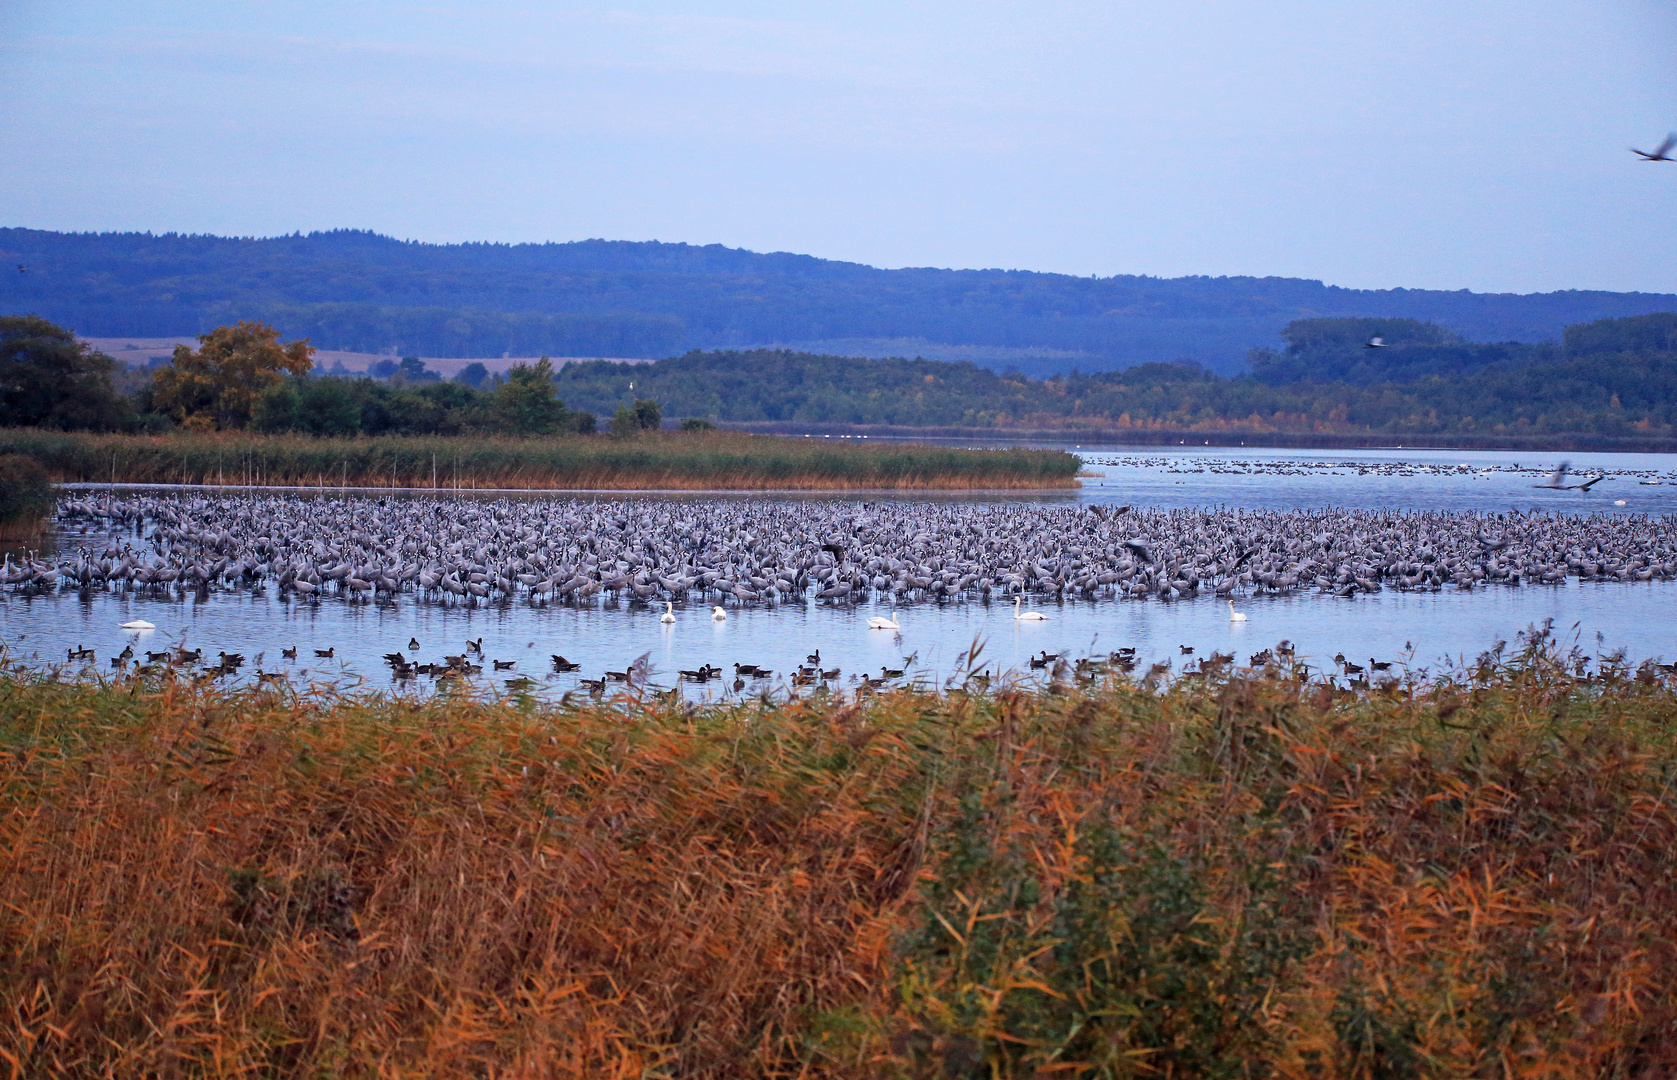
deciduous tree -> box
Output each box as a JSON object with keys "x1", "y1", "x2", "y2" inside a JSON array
[
  {"x1": 0, "y1": 315, "x2": 125, "y2": 430},
  {"x1": 151, "y1": 321, "x2": 313, "y2": 429},
  {"x1": 490, "y1": 357, "x2": 568, "y2": 435}
]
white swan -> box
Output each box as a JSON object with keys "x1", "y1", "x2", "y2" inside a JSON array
[
  {"x1": 120, "y1": 620, "x2": 155, "y2": 630},
  {"x1": 711, "y1": 605, "x2": 727, "y2": 621},
  {"x1": 1228, "y1": 601, "x2": 1247, "y2": 623},
  {"x1": 1013, "y1": 597, "x2": 1048, "y2": 621},
  {"x1": 866, "y1": 612, "x2": 899, "y2": 630},
  {"x1": 660, "y1": 602, "x2": 676, "y2": 624}
]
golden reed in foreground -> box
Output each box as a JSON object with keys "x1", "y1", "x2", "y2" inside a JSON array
[
  {"x1": 3, "y1": 633, "x2": 1676, "y2": 1077},
  {"x1": 0, "y1": 429, "x2": 1080, "y2": 491}
]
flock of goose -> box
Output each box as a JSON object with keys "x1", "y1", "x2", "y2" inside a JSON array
[{"x1": 13, "y1": 493, "x2": 1677, "y2": 611}]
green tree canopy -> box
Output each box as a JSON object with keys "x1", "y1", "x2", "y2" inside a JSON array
[
  {"x1": 151, "y1": 321, "x2": 314, "y2": 430},
  {"x1": 490, "y1": 357, "x2": 568, "y2": 434},
  {"x1": 0, "y1": 315, "x2": 125, "y2": 430}
]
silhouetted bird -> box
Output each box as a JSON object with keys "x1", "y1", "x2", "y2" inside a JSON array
[{"x1": 1631, "y1": 133, "x2": 1676, "y2": 162}]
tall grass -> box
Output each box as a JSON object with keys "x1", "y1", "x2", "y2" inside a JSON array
[
  {"x1": 0, "y1": 428, "x2": 1080, "y2": 490},
  {"x1": 0, "y1": 454, "x2": 54, "y2": 540},
  {"x1": 4, "y1": 631, "x2": 1677, "y2": 1076}
]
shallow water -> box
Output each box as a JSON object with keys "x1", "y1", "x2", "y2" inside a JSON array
[
  {"x1": 1073, "y1": 445, "x2": 1677, "y2": 514},
  {"x1": 10, "y1": 444, "x2": 1677, "y2": 696}
]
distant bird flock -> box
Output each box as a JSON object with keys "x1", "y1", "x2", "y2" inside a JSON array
[{"x1": 14, "y1": 493, "x2": 1677, "y2": 610}]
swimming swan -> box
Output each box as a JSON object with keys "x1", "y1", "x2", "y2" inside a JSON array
[
  {"x1": 711, "y1": 606, "x2": 727, "y2": 621},
  {"x1": 1013, "y1": 597, "x2": 1048, "y2": 621},
  {"x1": 120, "y1": 620, "x2": 156, "y2": 630},
  {"x1": 660, "y1": 602, "x2": 676, "y2": 623},
  {"x1": 1228, "y1": 601, "x2": 1247, "y2": 623},
  {"x1": 866, "y1": 611, "x2": 900, "y2": 630}
]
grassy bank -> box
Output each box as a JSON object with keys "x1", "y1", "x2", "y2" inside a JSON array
[
  {"x1": 4, "y1": 634, "x2": 1676, "y2": 1077},
  {"x1": 0, "y1": 429, "x2": 1079, "y2": 493},
  {"x1": 0, "y1": 429, "x2": 1079, "y2": 491}
]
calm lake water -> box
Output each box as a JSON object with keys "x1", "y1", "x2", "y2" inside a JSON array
[{"x1": 7, "y1": 444, "x2": 1676, "y2": 698}]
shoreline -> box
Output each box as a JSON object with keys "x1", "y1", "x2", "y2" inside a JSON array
[
  {"x1": 57, "y1": 481, "x2": 1082, "y2": 497},
  {"x1": 718, "y1": 421, "x2": 1677, "y2": 453}
]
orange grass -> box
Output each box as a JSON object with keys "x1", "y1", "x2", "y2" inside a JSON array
[{"x1": 4, "y1": 631, "x2": 1677, "y2": 1077}]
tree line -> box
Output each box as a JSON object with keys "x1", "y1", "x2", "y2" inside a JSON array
[
  {"x1": 0, "y1": 317, "x2": 666, "y2": 439},
  {"x1": 6, "y1": 311, "x2": 1677, "y2": 441}
]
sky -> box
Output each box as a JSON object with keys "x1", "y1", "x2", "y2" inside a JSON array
[{"x1": 2, "y1": 1, "x2": 1675, "y2": 294}]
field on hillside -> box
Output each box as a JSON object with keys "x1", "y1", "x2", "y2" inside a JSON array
[
  {"x1": 0, "y1": 429, "x2": 1080, "y2": 491},
  {"x1": 3, "y1": 630, "x2": 1676, "y2": 1077}
]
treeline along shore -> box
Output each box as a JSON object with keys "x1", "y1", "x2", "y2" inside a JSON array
[
  {"x1": 0, "y1": 429, "x2": 1082, "y2": 491},
  {"x1": 3, "y1": 629, "x2": 1677, "y2": 1075},
  {"x1": 14, "y1": 307, "x2": 1677, "y2": 457}
]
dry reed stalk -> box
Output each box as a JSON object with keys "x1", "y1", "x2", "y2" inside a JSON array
[
  {"x1": 0, "y1": 430, "x2": 1080, "y2": 492},
  {"x1": 4, "y1": 631, "x2": 1677, "y2": 1077}
]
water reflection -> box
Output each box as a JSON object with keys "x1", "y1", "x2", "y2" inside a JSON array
[{"x1": 19, "y1": 443, "x2": 1677, "y2": 695}]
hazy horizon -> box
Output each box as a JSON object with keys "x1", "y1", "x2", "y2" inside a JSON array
[{"x1": 4, "y1": 1, "x2": 1675, "y2": 295}]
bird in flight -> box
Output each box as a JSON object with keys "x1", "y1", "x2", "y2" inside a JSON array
[
  {"x1": 1631, "y1": 134, "x2": 1676, "y2": 162},
  {"x1": 1364, "y1": 336, "x2": 1388, "y2": 349},
  {"x1": 1533, "y1": 462, "x2": 1608, "y2": 491}
]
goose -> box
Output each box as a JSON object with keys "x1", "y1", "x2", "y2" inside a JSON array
[
  {"x1": 408, "y1": 637, "x2": 421, "y2": 650},
  {"x1": 120, "y1": 619, "x2": 156, "y2": 630},
  {"x1": 1228, "y1": 600, "x2": 1247, "y2": 623},
  {"x1": 711, "y1": 606, "x2": 727, "y2": 621},
  {"x1": 660, "y1": 602, "x2": 676, "y2": 623},
  {"x1": 1013, "y1": 597, "x2": 1048, "y2": 621},
  {"x1": 281, "y1": 646, "x2": 298, "y2": 660}
]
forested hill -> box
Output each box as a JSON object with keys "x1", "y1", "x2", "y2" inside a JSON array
[
  {"x1": 549, "y1": 313, "x2": 1677, "y2": 440},
  {"x1": 4, "y1": 227, "x2": 1677, "y2": 376}
]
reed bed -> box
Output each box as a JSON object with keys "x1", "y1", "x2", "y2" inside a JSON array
[
  {"x1": 4, "y1": 630, "x2": 1677, "y2": 1077},
  {"x1": 0, "y1": 429, "x2": 1079, "y2": 491}
]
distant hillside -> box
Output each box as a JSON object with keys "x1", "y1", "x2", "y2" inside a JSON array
[
  {"x1": 3, "y1": 228, "x2": 1676, "y2": 376},
  {"x1": 552, "y1": 314, "x2": 1677, "y2": 441}
]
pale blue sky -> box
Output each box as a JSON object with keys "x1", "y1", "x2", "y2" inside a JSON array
[{"x1": 3, "y1": 1, "x2": 1674, "y2": 292}]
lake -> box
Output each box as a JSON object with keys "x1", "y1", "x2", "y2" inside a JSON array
[{"x1": 6, "y1": 444, "x2": 1674, "y2": 697}]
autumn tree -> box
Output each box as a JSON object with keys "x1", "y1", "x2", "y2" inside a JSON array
[
  {"x1": 0, "y1": 315, "x2": 125, "y2": 430},
  {"x1": 151, "y1": 321, "x2": 313, "y2": 429}
]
